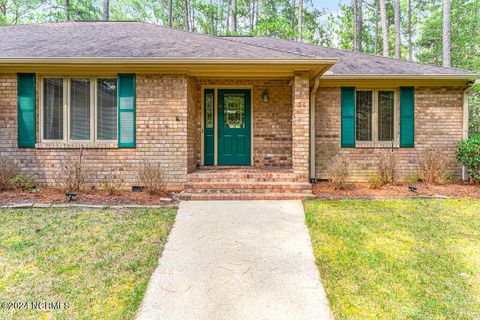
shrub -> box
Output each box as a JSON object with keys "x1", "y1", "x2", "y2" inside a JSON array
[
  {"x1": 377, "y1": 153, "x2": 398, "y2": 185},
  {"x1": 137, "y1": 162, "x2": 166, "y2": 195},
  {"x1": 100, "y1": 177, "x2": 122, "y2": 196},
  {"x1": 9, "y1": 174, "x2": 37, "y2": 192},
  {"x1": 326, "y1": 155, "x2": 350, "y2": 190},
  {"x1": 403, "y1": 174, "x2": 421, "y2": 183},
  {"x1": 0, "y1": 156, "x2": 18, "y2": 191},
  {"x1": 457, "y1": 134, "x2": 480, "y2": 183},
  {"x1": 61, "y1": 148, "x2": 88, "y2": 192},
  {"x1": 418, "y1": 147, "x2": 451, "y2": 183},
  {"x1": 368, "y1": 174, "x2": 384, "y2": 189}
]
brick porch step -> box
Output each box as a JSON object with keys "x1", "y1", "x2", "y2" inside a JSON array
[
  {"x1": 180, "y1": 168, "x2": 312, "y2": 200},
  {"x1": 184, "y1": 182, "x2": 312, "y2": 193},
  {"x1": 186, "y1": 172, "x2": 305, "y2": 183},
  {"x1": 179, "y1": 192, "x2": 310, "y2": 201}
]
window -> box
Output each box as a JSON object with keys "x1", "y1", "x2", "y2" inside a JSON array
[
  {"x1": 223, "y1": 94, "x2": 245, "y2": 129},
  {"x1": 205, "y1": 91, "x2": 214, "y2": 128},
  {"x1": 41, "y1": 77, "x2": 117, "y2": 143},
  {"x1": 355, "y1": 89, "x2": 395, "y2": 143}
]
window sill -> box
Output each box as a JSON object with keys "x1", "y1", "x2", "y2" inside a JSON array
[
  {"x1": 355, "y1": 142, "x2": 400, "y2": 149},
  {"x1": 35, "y1": 142, "x2": 118, "y2": 149}
]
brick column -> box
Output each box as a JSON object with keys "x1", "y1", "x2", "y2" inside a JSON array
[{"x1": 291, "y1": 72, "x2": 310, "y2": 180}]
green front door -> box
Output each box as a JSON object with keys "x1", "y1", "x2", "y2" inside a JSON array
[{"x1": 218, "y1": 89, "x2": 251, "y2": 166}]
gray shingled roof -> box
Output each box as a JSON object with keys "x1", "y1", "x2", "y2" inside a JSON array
[
  {"x1": 0, "y1": 21, "x2": 307, "y2": 59},
  {"x1": 0, "y1": 21, "x2": 475, "y2": 77},
  {"x1": 222, "y1": 36, "x2": 474, "y2": 76}
]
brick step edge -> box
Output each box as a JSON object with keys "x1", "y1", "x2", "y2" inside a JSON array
[
  {"x1": 179, "y1": 192, "x2": 312, "y2": 201},
  {"x1": 183, "y1": 189, "x2": 312, "y2": 194},
  {"x1": 184, "y1": 182, "x2": 311, "y2": 189}
]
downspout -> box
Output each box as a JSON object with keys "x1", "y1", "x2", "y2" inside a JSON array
[
  {"x1": 309, "y1": 76, "x2": 321, "y2": 181},
  {"x1": 462, "y1": 81, "x2": 477, "y2": 180}
]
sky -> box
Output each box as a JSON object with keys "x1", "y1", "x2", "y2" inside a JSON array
[{"x1": 312, "y1": 0, "x2": 344, "y2": 14}]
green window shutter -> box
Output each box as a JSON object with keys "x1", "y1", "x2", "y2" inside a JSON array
[
  {"x1": 400, "y1": 87, "x2": 415, "y2": 148},
  {"x1": 117, "y1": 74, "x2": 136, "y2": 148},
  {"x1": 341, "y1": 87, "x2": 356, "y2": 148},
  {"x1": 17, "y1": 73, "x2": 36, "y2": 148}
]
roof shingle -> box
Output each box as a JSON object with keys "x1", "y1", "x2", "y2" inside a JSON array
[
  {"x1": 222, "y1": 36, "x2": 474, "y2": 76},
  {"x1": 0, "y1": 21, "x2": 475, "y2": 77}
]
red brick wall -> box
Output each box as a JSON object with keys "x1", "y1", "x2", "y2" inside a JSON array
[
  {"x1": 291, "y1": 72, "x2": 310, "y2": 179},
  {"x1": 187, "y1": 76, "x2": 199, "y2": 173},
  {"x1": 315, "y1": 86, "x2": 465, "y2": 181},
  {"x1": 0, "y1": 73, "x2": 191, "y2": 190}
]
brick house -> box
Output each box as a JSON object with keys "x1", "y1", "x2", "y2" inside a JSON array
[{"x1": 0, "y1": 22, "x2": 477, "y2": 199}]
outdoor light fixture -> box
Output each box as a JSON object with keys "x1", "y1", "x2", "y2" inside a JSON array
[{"x1": 262, "y1": 89, "x2": 269, "y2": 102}]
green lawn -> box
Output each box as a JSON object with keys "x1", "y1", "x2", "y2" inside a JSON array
[
  {"x1": 304, "y1": 199, "x2": 480, "y2": 320},
  {"x1": 0, "y1": 207, "x2": 176, "y2": 320}
]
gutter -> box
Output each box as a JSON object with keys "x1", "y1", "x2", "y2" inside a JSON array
[
  {"x1": 0, "y1": 57, "x2": 338, "y2": 65},
  {"x1": 321, "y1": 74, "x2": 479, "y2": 80},
  {"x1": 462, "y1": 80, "x2": 478, "y2": 180},
  {"x1": 309, "y1": 75, "x2": 321, "y2": 181}
]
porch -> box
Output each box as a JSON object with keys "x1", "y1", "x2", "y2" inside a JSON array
[
  {"x1": 188, "y1": 74, "x2": 311, "y2": 176},
  {"x1": 183, "y1": 74, "x2": 313, "y2": 199}
]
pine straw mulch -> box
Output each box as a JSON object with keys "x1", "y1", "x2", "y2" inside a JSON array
[
  {"x1": 0, "y1": 188, "x2": 177, "y2": 207},
  {"x1": 312, "y1": 181, "x2": 480, "y2": 199}
]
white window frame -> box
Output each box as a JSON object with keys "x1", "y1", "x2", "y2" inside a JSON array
[
  {"x1": 40, "y1": 76, "x2": 118, "y2": 144},
  {"x1": 355, "y1": 88, "x2": 398, "y2": 145}
]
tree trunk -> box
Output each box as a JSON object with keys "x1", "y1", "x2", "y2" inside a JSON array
[
  {"x1": 354, "y1": 0, "x2": 363, "y2": 52},
  {"x1": 64, "y1": 0, "x2": 69, "y2": 21},
  {"x1": 250, "y1": 0, "x2": 255, "y2": 33},
  {"x1": 168, "y1": 0, "x2": 173, "y2": 27},
  {"x1": 408, "y1": 0, "x2": 412, "y2": 61},
  {"x1": 298, "y1": 0, "x2": 303, "y2": 41},
  {"x1": 184, "y1": 0, "x2": 190, "y2": 31},
  {"x1": 226, "y1": 0, "x2": 231, "y2": 32},
  {"x1": 190, "y1": 2, "x2": 195, "y2": 31},
  {"x1": 103, "y1": 0, "x2": 109, "y2": 21},
  {"x1": 443, "y1": 0, "x2": 451, "y2": 67},
  {"x1": 353, "y1": 0, "x2": 357, "y2": 51},
  {"x1": 374, "y1": 0, "x2": 379, "y2": 55},
  {"x1": 291, "y1": 0, "x2": 296, "y2": 30},
  {"x1": 233, "y1": 0, "x2": 237, "y2": 33},
  {"x1": 379, "y1": 0, "x2": 388, "y2": 57},
  {"x1": 210, "y1": 0, "x2": 215, "y2": 34},
  {"x1": 394, "y1": 0, "x2": 400, "y2": 59},
  {"x1": 1, "y1": 0, "x2": 7, "y2": 18}
]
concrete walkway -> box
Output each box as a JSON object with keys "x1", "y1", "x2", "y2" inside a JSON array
[{"x1": 136, "y1": 200, "x2": 332, "y2": 320}]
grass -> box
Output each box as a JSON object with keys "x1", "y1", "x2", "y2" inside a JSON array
[
  {"x1": 0, "y1": 207, "x2": 176, "y2": 319},
  {"x1": 304, "y1": 199, "x2": 480, "y2": 320}
]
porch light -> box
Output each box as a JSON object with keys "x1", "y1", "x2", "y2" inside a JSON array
[{"x1": 262, "y1": 89, "x2": 269, "y2": 102}]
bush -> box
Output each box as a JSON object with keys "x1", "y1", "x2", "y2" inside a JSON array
[
  {"x1": 0, "y1": 156, "x2": 18, "y2": 191},
  {"x1": 377, "y1": 153, "x2": 397, "y2": 185},
  {"x1": 457, "y1": 134, "x2": 480, "y2": 182},
  {"x1": 9, "y1": 174, "x2": 37, "y2": 192},
  {"x1": 61, "y1": 148, "x2": 88, "y2": 192},
  {"x1": 137, "y1": 162, "x2": 166, "y2": 195},
  {"x1": 326, "y1": 155, "x2": 350, "y2": 190},
  {"x1": 403, "y1": 174, "x2": 421, "y2": 183},
  {"x1": 418, "y1": 147, "x2": 451, "y2": 183},
  {"x1": 100, "y1": 177, "x2": 122, "y2": 196},
  {"x1": 368, "y1": 174, "x2": 384, "y2": 189}
]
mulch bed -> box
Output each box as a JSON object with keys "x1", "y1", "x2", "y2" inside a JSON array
[
  {"x1": 0, "y1": 188, "x2": 177, "y2": 207},
  {"x1": 312, "y1": 181, "x2": 480, "y2": 199}
]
